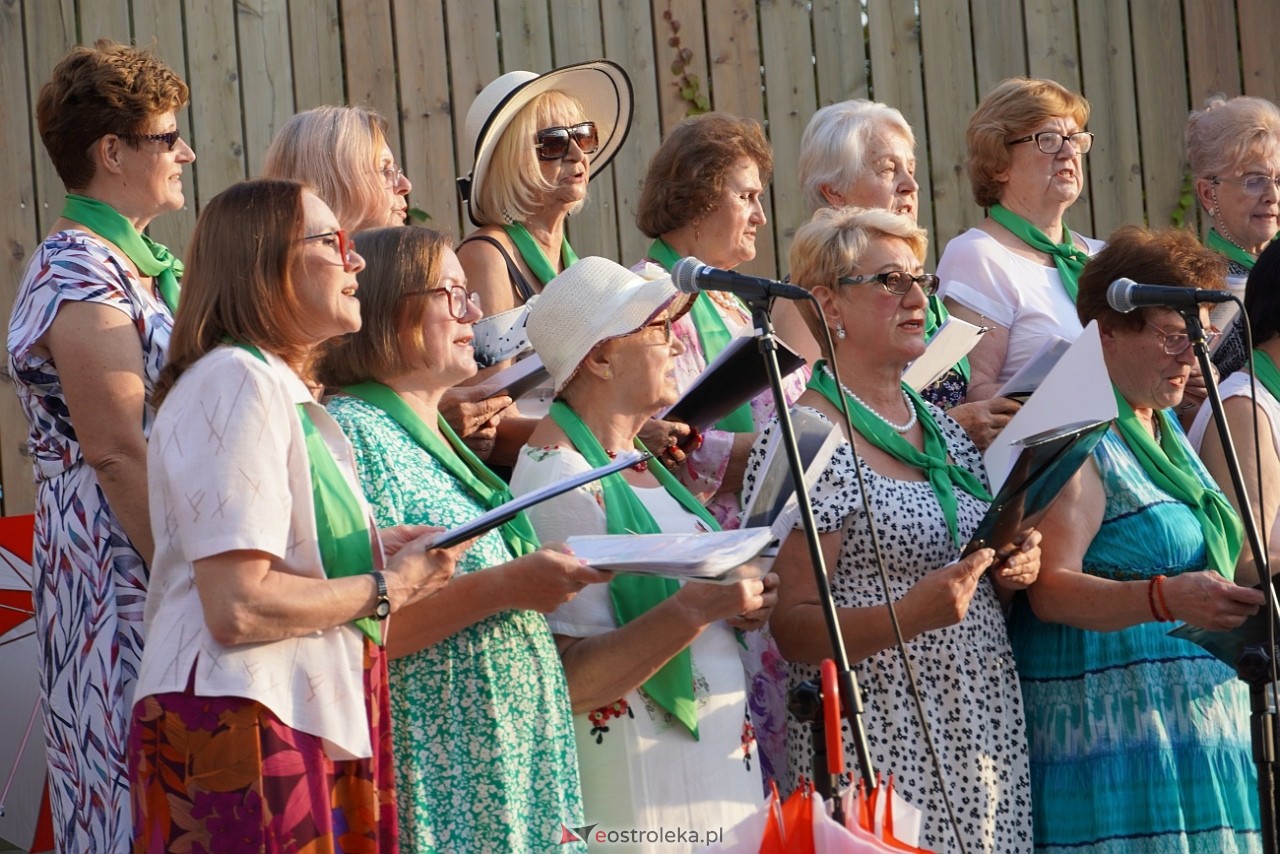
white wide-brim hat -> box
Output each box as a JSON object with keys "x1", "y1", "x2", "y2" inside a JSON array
[
  {"x1": 457, "y1": 60, "x2": 633, "y2": 226},
  {"x1": 528, "y1": 257, "x2": 693, "y2": 392}
]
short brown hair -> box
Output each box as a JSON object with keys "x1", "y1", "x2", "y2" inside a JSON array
[
  {"x1": 966, "y1": 78, "x2": 1090, "y2": 208},
  {"x1": 263, "y1": 106, "x2": 392, "y2": 233},
  {"x1": 1077, "y1": 225, "x2": 1227, "y2": 333},
  {"x1": 156, "y1": 180, "x2": 318, "y2": 404},
  {"x1": 316, "y1": 227, "x2": 454, "y2": 387},
  {"x1": 37, "y1": 39, "x2": 189, "y2": 191},
  {"x1": 788, "y1": 206, "x2": 928, "y2": 360},
  {"x1": 635, "y1": 113, "x2": 773, "y2": 237}
]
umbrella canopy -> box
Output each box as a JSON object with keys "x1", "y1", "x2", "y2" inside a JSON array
[{"x1": 0, "y1": 514, "x2": 53, "y2": 852}]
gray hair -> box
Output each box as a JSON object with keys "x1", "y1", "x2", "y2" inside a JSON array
[{"x1": 798, "y1": 100, "x2": 915, "y2": 214}]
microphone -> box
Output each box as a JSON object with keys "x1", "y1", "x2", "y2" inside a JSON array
[
  {"x1": 1106, "y1": 277, "x2": 1235, "y2": 313},
  {"x1": 670, "y1": 256, "x2": 812, "y2": 301}
]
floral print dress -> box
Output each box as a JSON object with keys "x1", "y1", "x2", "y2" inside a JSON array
[
  {"x1": 328, "y1": 396, "x2": 586, "y2": 853},
  {"x1": 7, "y1": 231, "x2": 173, "y2": 852}
]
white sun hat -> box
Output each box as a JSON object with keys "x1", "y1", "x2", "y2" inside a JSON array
[
  {"x1": 527, "y1": 257, "x2": 693, "y2": 392},
  {"x1": 456, "y1": 60, "x2": 633, "y2": 226}
]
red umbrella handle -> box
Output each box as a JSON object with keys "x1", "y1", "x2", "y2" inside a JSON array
[{"x1": 821, "y1": 658, "x2": 842, "y2": 777}]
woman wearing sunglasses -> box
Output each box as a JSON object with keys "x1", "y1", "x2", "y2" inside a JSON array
[
  {"x1": 1185, "y1": 95, "x2": 1280, "y2": 380},
  {"x1": 1008, "y1": 226, "x2": 1262, "y2": 851},
  {"x1": 456, "y1": 61, "x2": 633, "y2": 335},
  {"x1": 7, "y1": 40, "x2": 194, "y2": 851},
  {"x1": 938, "y1": 78, "x2": 1104, "y2": 402},
  {"x1": 316, "y1": 226, "x2": 609, "y2": 851},
  {"x1": 757, "y1": 205, "x2": 1040, "y2": 852}
]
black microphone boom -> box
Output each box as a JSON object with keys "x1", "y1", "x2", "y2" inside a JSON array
[
  {"x1": 671, "y1": 256, "x2": 812, "y2": 301},
  {"x1": 1106, "y1": 277, "x2": 1235, "y2": 313}
]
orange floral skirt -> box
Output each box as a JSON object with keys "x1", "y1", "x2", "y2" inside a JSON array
[{"x1": 129, "y1": 639, "x2": 398, "y2": 853}]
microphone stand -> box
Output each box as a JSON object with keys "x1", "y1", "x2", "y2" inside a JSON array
[
  {"x1": 1182, "y1": 308, "x2": 1279, "y2": 853},
  {"x1": 744, "y1": 295, "x2": 876, "y2": 799}
]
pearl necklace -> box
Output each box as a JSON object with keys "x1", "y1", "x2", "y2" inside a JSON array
[{"x1": 822, "y1": 364, "x2": 917, "y2": 433}]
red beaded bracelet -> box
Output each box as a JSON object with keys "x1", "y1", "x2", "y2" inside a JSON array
[{"x1": 1153, "y1": 574, "x2": 1174, "y2": 622}]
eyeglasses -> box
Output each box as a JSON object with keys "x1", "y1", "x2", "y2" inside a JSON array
[
  {"x1": 1145, "y1": 322, "x2": 1221, "y2": 355},
  {"x1": 1007, "y1": 131, "x2": 1094, "y2": 155},
  {"x1": 378, "y1": 163, "x2": 406, "y2": 188},
  {"x1": 125, "y1": 129, "x2": 182, "y2": 150},
  {"x1": 838, "y1": 271, "x2": 940, "y2": 298},
  {"x1": 423, "y1": 284, "x2": 481, "y2": 320},
  {"x1": 1211, "y1": 174, "x2": 1280, "y2": 197},
  {"x1": 627, "y1": 317, "x2": 674, "y2": 344},
  {"x1": 302, "y1": 229, "x2": 358, "y2": 271},
  {"x1": 534, "y1": 122, "x2": 600, "y2": 161}
]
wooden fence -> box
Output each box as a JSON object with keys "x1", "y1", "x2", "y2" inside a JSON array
[{"x1": 1, "y1": 0, "x2": 1277, "y2": 514}]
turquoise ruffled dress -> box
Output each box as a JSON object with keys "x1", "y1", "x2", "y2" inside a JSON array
[{"x1": 1008, "y1": 428, "x2": 1261, "y2": 853}]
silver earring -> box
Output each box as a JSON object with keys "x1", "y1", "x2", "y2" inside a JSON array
[{"x1": 835, "y1": 324, "x2": 847, "y2": 340}]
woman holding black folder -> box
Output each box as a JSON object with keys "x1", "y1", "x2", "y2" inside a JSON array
[
  {"x1": 510, "y1": 257, "x2": 779, "y2": 847},
  {"x1": 755, "y1": 205, "x2": 1040, "y2": 852},
  {"x1": 317, "y1": 226, "x2": 609, "y2": 852},
  {"x1": 1010, "y1": 226, "x2": 1263, "y2": 851}
]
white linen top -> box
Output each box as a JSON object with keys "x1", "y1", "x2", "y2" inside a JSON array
[
  {"x1": 136, "y1": 346, "x2": 380, "y2": 760},
  {"x1": 938, "y1": 227, "x2": 1104, "y2": 386}
]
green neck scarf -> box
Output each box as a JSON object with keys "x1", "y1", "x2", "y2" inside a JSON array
[
  {"x1": 62, "y1": 194, "x2": 182, "y2": 312},
  {"x1": 236, "y1": 344, "x2": 380, "y2": 643},
  {"x1": 923, "y1": 295, "x2": 970, "y2": 383},
  {"x1": 549, "y1": 399, "x2": 720, "y2": 738},
  {"x1": 502, "y1": 222, "x2": 579, "y2": 286},
  {"x1": 1252, "y1": 348, "x2": 1280, "y2": 403},
  {"x1": 1206, "y1": 228, "x2": 1261, "y2": 271},
  {"x1": 989, "y1": 203, "x2": 1089, "y2": 302},
  {"x1": 807, "y1": 361, "x2": 992, "y2": 547},
  {"x1": 648, "y1": 237, "x2": 755, "y2": 432},
  {"x1": 342, "y1": 382, "x2": 538, "y2": 559},
  {"x1": 1110, "y1": 386, "x2": 1242, "y2": 579}
]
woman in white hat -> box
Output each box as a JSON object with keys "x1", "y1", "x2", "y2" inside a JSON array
[
  {"x1": 456, "y1": 61, "x2": 633, "y2": 343},
  {"x1": 509, "y1": 257, "x2": 778, "y2": 846}
]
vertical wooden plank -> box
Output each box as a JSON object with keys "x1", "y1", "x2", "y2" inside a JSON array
[
  {"x1": 1, "y1": 0, "x2": 41, "y2": 514},
  {"x1": 550, "y1": 0, "x2": 620, "y2": 264},
  {"x1": 497, "y1": 0, "x2": 553, "y2": 74},
  {"x1": 131, "y1": 0, "x2": 198, "y2": 252},
  {"x1": 601, "y1": 0, "x2": 663, "y2": 267},
  {"x1": 1023, "y1": 0, "x2": 1093, "y2": 234},
  {"x1": 287, "y1": 0, "x2": 344, "y2": 110},
  {"x1": 77, "y1": 0, "x2": 130, "y2": 44},
  {"x1": 236, "y1": 0, "x2": 296, "y2": 176},
  {"x1": 392, "y1": 0, "x2": 461, "y2": 233},
  {"x1": 1183, "y1": 0, "x2": 1240, "y2": 102},
  {"x1": 812, "y1": 0, "x2": 868, "y2": 106},
  {"x1": 1077, "y1": 0, "x2": 1143, "y2": 240},
  {"x1": 1238, "y1": 0, "x2": 1280, "y2": 102},
  {"x1": 23, "y1": 0, "x2": 77, "y2": 237},
  {"x1": 866, "y1": 0, "x2": 936, "y2": 261},
  {"x1": 185, "y1": 0, "x2": 248, "y2": 201},
  {"x1": 758, "y1": 0, "x2": 817, "y2": 277},
  {"x1": 969, "y1": 0, "x2": 1026, "y2": 95},
  {"x1": 1130, "y1": 0, "x2": 1192, "y2": 229},
  {"x1": 444, "y1": 0, "x2": 501, "y2": 231},
  {"x1": 704, "y1": 0, "x2": 776, "y2": 278},
  {"x1": 919, "y1": 0, "x2": 979, "y2": 250},
  {"x1": 651, "y1": 0, "x2": 708, "y2": 138},
  {"x1": 339, "y1": 0, "x2": 397, "y2": 121}
]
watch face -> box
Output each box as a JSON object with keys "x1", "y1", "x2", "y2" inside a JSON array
[{"x1": 375, "y1": 598, "x2": 391, "y2": 620}]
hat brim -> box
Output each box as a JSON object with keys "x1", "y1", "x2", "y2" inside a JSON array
[{"x1": 461, "y1": 60, "x2": 634, "y2": 227}]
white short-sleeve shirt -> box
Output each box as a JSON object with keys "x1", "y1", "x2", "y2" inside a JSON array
[{"x1": 137, "y1": 346, "x2": 378, "y2": 760}]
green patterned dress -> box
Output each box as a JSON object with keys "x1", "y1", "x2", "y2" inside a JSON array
[{"x1": 328, "y1": 395, "x2": 585, "y2": 853}]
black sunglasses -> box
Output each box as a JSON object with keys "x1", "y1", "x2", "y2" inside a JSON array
[
  {"x1": 125, "y1": 129, "x2": 183, "y2": 151},
  {"x1": 534, "y1": 122, "x2": 600, "y2": 161}
]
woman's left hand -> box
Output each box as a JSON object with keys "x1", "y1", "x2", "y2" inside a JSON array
[
  {"x1": 725, "y1": 570, "x2": 779, "y2": 632},
  {"x1": 638, "y1": 417, "x2": 696, "y2": 469},
  {"x1": 990, "y1": 528, "x2": 1042, "y2": 592},
  {"x1": 379, "y1": 524, "x2": 446, "y2": 558}
]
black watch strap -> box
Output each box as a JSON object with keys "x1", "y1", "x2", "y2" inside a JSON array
[{"x1": 372, "y1": 571, "x2": 391, "y2": 620}]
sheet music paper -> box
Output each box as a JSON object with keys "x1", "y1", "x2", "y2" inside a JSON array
[
  {"x1": 902, "y1": 316, "x2": 989, "y2": 392},
  {"x1": 565, "y1": 527, "x2": 775, "y2": 583}
]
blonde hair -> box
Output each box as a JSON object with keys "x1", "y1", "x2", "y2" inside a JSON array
[
  {"x1": 966, "y1": 78, "x2": 1090, "y2": 208},
  {"x1": 262, "y1": 105, "x2": 391, "y2": 232},
  {"x1": 798, "y1": 100, "x2": 915, "y2": 213},
  {"x1": 789, "y1": 206, "x2": 928, "y2": 359},
  {"x1": 1186, "y1": 95, "x2": 1280, "y2": 181},
  {"x1": 472, "y1": 91, "x2": 587, "y2": 225}
]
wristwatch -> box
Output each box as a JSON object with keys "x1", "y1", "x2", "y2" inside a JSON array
[{"x1": 371, "y1": 571, "x2": 391, "y2": 620}]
